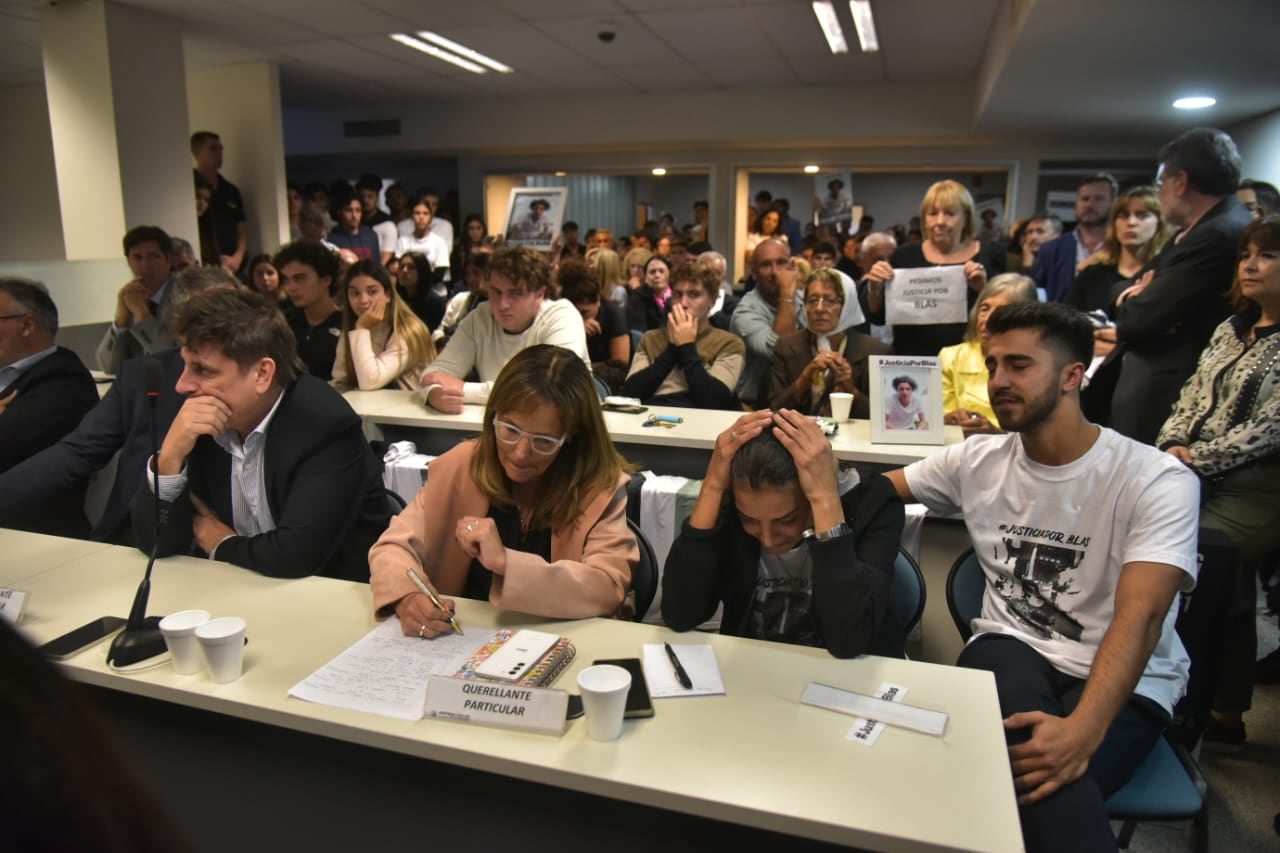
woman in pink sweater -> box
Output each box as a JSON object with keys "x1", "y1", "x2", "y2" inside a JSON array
[{"x1": 369, "y1": 344, "x2": 637, "y2": 634}]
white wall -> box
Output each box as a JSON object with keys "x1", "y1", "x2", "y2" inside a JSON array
[
  {"x1": 0, "y1": 85, "x2": 64, "y2": 263},
  {"x1": 1230, "y1": 108, "x2": 1280, "y2": 185},
  {"x1": 188, "y1": 62, "x2": 289, "y2": 257}
]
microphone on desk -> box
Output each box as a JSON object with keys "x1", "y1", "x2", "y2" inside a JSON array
[{"x1": 107, "y1": 357, "x2": 169, "y2": 668}]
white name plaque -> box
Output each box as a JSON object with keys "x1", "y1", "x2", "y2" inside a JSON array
[{"x1": 424, "y1": 675, "x2": 568, "y2": 736}]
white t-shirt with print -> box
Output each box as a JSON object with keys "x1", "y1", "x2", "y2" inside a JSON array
[{"x1": 904, "y1": 427, "x2": 1200, "y2": 714}]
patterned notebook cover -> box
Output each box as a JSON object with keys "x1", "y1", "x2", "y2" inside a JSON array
[{"x1": 453, "y1": 629, "x2": 576, "y2": 688}]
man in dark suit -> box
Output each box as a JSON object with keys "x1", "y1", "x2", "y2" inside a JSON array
[
  {"x1": 0, "y1": 279, "x2": 98, "y2": 537},
  {"x1": 1032, "y1": 174, "x2": 1116, "y2": 302},
  {"x1": 133, "y1": 288, "x2": 389, "y2": 582},
  {"x1": 0, "y1": 267, "x2": 238, "y2": 543},
  {"x1": 1108, "y1": 128, "x2": 1252, "y2": 445}
]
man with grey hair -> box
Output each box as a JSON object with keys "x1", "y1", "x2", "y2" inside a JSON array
[
  {"x1": 698, "y1": 250, "x2": 739, "y2": 330},
  {"x1": 0, "y1": 279, "x2": 99, "y2": 536},
  {"x1": 858, "y1": 231, "x2": 898, "y2": 340},
  {"x1": 0, "y1": 266, "x2": 240, "y2": 544},
  {"x1": 731, "y1": 239, "x2": 798, "y2": 407}
]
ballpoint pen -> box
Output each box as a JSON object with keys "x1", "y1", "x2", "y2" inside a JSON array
[
  {"x1": 664, "y1": 642, "x2": 693, "y2": 690},
  {"x1": 405, "y1": 568, "x2": 464, "y2": 635}
]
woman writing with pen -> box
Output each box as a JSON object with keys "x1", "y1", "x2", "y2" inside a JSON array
[{"x1": 368, "y1": 345, "x2": 639, "y2": 636}]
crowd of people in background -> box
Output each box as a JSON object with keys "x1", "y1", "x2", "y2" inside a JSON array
[{"x1": 2, "y1": 124, "x2": 1280, "y2": 853}]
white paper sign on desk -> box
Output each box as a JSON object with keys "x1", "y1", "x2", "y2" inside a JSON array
[
  {"x1": 0, "y1": 587, "x2": 28, "y2": 624},
  {"x1": 288, "y1": 617, "x2": 487, "y2": 720},
  {"x1": 423, "y1": 675, "x2": 567, "y2": 735},
  {"x1": 641, "y1": 643, "x2": 725, "y2": 697},
  {"x1": 885, "y1": 265, "x2": 968, "y2": 326},
  {"x1": 801, "y1": 681, "x2": 948, "y2": 736},
  {"x1": 847, "y1": 682, "x2": 908, "y2": 746}
]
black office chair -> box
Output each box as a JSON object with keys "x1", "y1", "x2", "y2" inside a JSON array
[
  {"x1": 891, "y1": 548, "x2": 926, "y2": 635},
  {"x1": 945, "y1": 549, "x2": 1208, "y2": 852},
  {"x1": 628, "y1": 518, "x2": 658, "y2": 623},
  {"x1": 383, "y1": 488, "x2": 407, "y2": 514}
]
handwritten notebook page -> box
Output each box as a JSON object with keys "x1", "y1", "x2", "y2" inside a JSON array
[{"x1": 289, "y1": 617, "x2": 488, "y2": 720}]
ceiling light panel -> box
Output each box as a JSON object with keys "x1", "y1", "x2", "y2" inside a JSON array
[
  {"x1": 811, "y1": 1, "x2": 849, "y2": 55},
  {"x1": 415, "y1": 30, "x2": 514, "y2": 73},
  {"x1": 390, "y1": 33, "x2": 486, "y2": 73},
  {"x1": 848, "y1": 0, "x2": 879, "y2": 52}
]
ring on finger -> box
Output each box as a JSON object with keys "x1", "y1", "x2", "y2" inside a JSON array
[
  {"x1": 729, "y1": 431, "x2": 737, "y2": 442},
  {"x1": 465, "y1": 522, "x2": 475, "y2": 533},
  {"x1": 418, "y1": 623, "x2": 427, "y2": 638}
]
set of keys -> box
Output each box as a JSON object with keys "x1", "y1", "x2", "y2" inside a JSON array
[{"x1": 642, "y1": 414, "x2": 683, "y2": 429}]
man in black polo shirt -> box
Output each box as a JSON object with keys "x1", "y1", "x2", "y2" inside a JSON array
[
  {"x1": 274, "y1": 241, "x2": 341, "y2": 381},
  {"x1": 191, "y1": 131, "x2": 247, "y2": 274}
]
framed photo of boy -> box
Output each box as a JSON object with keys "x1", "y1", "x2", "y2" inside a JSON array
[
  {"x1": 869, "y1": 355, "x2": 945, "y2": 445},
  {"x1": 502, "y1": 187, "x2": 568, "y2": 252}
]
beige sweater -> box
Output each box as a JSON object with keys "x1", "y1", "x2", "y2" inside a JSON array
[{"x1": 368, "y1": 440, "x2": 637, "y2": 619}]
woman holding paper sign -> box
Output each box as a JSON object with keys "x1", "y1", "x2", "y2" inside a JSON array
[
  {"x1": 368, "y1": 345, "x2": 639, "y2": 634},
  {"x1": 862, "y1": 180, "x2": 1007, "y2": 356}
]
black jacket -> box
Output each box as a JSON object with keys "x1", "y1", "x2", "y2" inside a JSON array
[
  {"x1": 662, "y1": 475, "x2": 906, "y2": 659},
  {"x1": 0, "y1": 347, "x2": 99, "y2": 537},
  {"x1": 0, "y1": 350, "x2": 184, "y2": 543},
  {"x1": 131, "y1": 375, "x2": 390, "y2": 581},
  {"x1": 626, "y1": 287, "x2": 667, "y2": 332},
  {"x1": 1109, "y1": 195, "x2": 1252, "y2": 444}
]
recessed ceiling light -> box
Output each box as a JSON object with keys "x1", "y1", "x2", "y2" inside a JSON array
[
  {"x1": 811, "y1": 1, "x2": 848, "y2": 55},
  {"x1": 652, "y1": 167, "x2": 667, "y2": 176},
  {"x1": 804, "y1": 165, "x2": 820, "y2": 174},
  {"x1": 848, "y1": 0, "x2": 879, "y2": 52},
  {"x1": 1173, "y1": 96, "x2": 1215, "y2": 110},
  {"x1": 554, "y1": 171, "x2": 567, "y2": 177},
  {"x1": 416, "y1": 30, "x2": 513, "y2": 74},
  {"x1": 390, "y1": 34, "x2": 485, "y2": 74}
]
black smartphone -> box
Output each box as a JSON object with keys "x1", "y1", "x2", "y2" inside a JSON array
[
  {"x1": 602, "y1": 403, "x2": 649, "y2": 414},
  {"x1": 592, "y1": 657, "x2": 655, "y2": 718},
  {"x1": 41, "y1": 616, "x2": 127, "y2": 660}
]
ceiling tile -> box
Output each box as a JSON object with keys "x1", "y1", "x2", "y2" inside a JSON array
[
  {"x1": 353, "y1": 0, "x2": 506, "y2": 28},
  {"x1": 877, "y1": 0, "x2": 997, "y2": 78},
  {"x1": 644, "y1": 8, "x2": 775, "y2": 61},
  {"x1": 618, "y1": 0, "x2": 741, "y2": 10},
  {"x1": 220, "y1": 0, "x2": 410, "y2": 37},
  {"x1": 700, "y1": 58, "x2": 799, "y2": 88},
  {"x1": 530, "y1": 14, "x2": 683, "y2": 66},
  {"x1": 488, "y1": 0, "x2": 626, "y2": 19},
  {"x1": 609, "y1": 61, "x2": 714, "y2": 91},
  {"x1": 518, "y1": 65, "x2": 633, "y2": 94}
]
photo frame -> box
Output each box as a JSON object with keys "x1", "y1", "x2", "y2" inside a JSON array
[
  {"x1": 813, "y1": 171, "x2": 854, "y2": 227},
  {"x1": 501, "y1": 187, "x2": 568, "y2": 252},
  {"x1": 869, "y1": 355, "x2": 945, "y2": 445}
]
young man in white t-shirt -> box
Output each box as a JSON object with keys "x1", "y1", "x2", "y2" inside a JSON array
[
  {"x1": 394, "y1": 201, "x2": 451, "y2": 279},
  {"x1": 417, "y1": 246, "x2": 588, "y2": 412},
  {"x1": 884, "y1": 302, "x2": 1200, "y2": 853}
]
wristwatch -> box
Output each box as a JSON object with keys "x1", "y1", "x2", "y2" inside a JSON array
[{"x1": 806, "y1": 521, "x2": 851, "y2": 541}]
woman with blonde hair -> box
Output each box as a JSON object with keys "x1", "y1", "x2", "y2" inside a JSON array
[
  {"x1": 621, "y1": 247, "x2": 653, "y2": 302},
  {"x1": 369, "y1": 344, "x2": 638, "y2": 632},
  {"x1": 864, "y1": 180, "x2": 1007, "y2": 355},
  {"x1": 331, "y1": 259, "x2": 436, "y2": 390},
  {"x1": 1067, "y1": 186, "x2": 1170, "y2": 318},
  {"x1": 586, "y1": 246, "x2": 628, "y2": 304},
  {"x1": 939, "y1": 273, "x2": 1039, "y2": 435}
]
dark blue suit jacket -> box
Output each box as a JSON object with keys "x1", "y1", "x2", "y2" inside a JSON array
[
  {"x1": 1031, "y1": 232, "x2": 1081, "y2": 303},
  {"x1": 131, "y1": 375, "x2": 390, "y2": 582},
  {"x1": 0, "y1": 347, "x2": 100, "y2": 537}
]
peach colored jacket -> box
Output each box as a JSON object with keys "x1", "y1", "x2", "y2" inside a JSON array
[{"x1": 369, "y1": 440, "x2": 637, "y2": 620}]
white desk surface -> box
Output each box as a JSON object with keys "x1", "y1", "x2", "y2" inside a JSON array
[
  {"x1": 13, "y1": 533, "x2": 1021, "y2": 853},
  {"x1": 345, "y1": 389, "x2": 963, "y2": 467}
]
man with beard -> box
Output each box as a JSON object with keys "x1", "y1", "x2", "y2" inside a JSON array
[
  {"x1": 731, "y1": 239, "x2": 798, "y2": 408},
  {"x1": 1033, "y1": 175, "x2": 1116, "y2": 302},
  {"x1": 884, "y1": 302, "x2": 1199, "y2": 853}
]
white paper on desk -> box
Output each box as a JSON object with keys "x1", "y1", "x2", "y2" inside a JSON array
[
  {"x1": 288, "y1": 617, "x2": 488, "y2": 720},
  {"x1": 884, "y1": 265, "x2": 968, "y2": 326},
  {"x1": 846, "y1": 682, "x2": 907, "y2": 746},
  {"x1": 641, "y1": 643, "x2": 725, "y2": 698}
]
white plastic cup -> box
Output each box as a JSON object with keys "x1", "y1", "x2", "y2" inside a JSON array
[
  {"x1": 194, "y1": 616, "x2": 247, "y2": 683},
  {"x1": 577, "y1": 664, "x2": 632, "y2": 741},
  {"x1": 829, "y1": 392, "x2": 854, "y2": 422},
  {"x1": 158, "y1": 609, "x2": 211, "y2": 674}
]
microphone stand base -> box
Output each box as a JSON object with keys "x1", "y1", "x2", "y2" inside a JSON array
[{"x1": 106, "y1": 616, "x2": 167, "y2": 668}]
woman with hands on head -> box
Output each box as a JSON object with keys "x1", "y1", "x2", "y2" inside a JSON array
[
  {"x1": 769, "y1": 268, "x2": 888, "y2": 417},
  {"x1": 863, "y1": 180, "x2": 1007, "y2": 356},
  {"x1": 330, "y1": 260, "x2": 436, "y2": 391},
  {"x1": 661, "y1": 408, "x2": 905, "y2": 658},
  {"x1": 939, "y1": 273, "x2": 1038, "y2": 436},
  {"x1": 368, "y1": 344, "x2": 638, "y2": 636}
]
